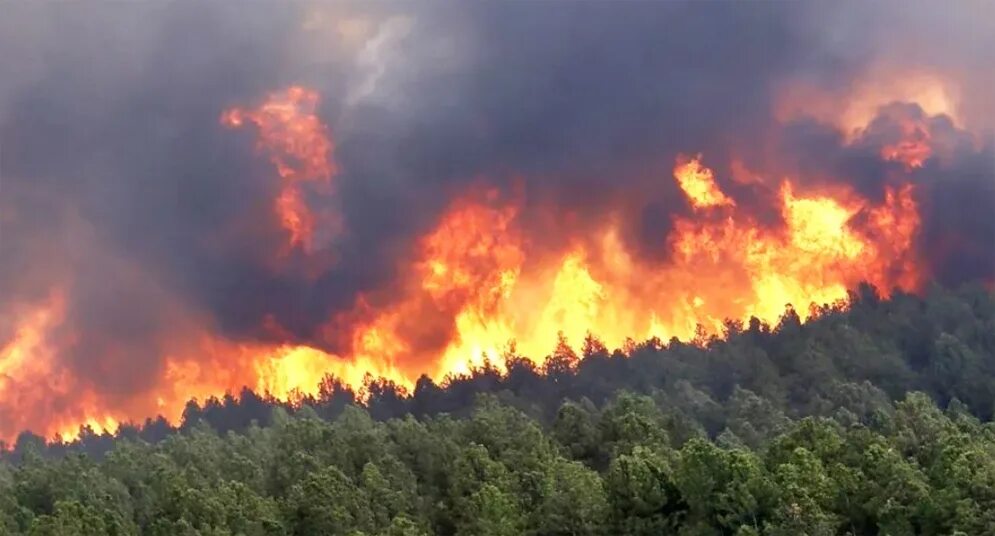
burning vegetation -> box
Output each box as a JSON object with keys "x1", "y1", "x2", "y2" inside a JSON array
[
  {"x1": 0, "y1": 2, "x2": 992, "y2": 444},
  {"x1": 0, "y1": 83, "x2": 959, "y2": 442}
]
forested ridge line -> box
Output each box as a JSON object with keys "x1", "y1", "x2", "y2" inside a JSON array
[{"x1": 2, "y1": 282, "x2": 995, "y2": 534}]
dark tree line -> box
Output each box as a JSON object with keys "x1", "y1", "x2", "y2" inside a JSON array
[{"x1": 1, "y1": 282, "x2": 994, "y2": 534}]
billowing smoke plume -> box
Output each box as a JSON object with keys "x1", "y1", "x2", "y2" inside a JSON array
[{"x1": 0, "y1": 1, "x2": 992, "y2": 440}]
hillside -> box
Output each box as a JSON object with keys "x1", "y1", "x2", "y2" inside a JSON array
[{"x1": 2, "y1": 283, "x2": 994, "y2": 534}]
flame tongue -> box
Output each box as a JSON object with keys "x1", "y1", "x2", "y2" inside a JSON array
[
  {"x1": 221, "y1": 86, "x2": 340, "y2": 253},
  {"x1": 674, "y1": 154, "x2": 736, "y2": 209}
]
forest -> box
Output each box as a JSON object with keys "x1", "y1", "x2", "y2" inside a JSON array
[{"x1": 2, "y1": 282, "x2": 995, "y2": 535}]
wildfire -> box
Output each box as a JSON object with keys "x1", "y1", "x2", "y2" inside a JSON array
[
  {"x1": 0, "y1": 85, "x2": 930, "y2": 444},
  {"x1": 221, "y1": 86, "x2": 339, "y2": 252}
]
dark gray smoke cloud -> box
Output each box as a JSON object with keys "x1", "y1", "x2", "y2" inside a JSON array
[{"x1": 0, "y1": 1, "x2": 992, "y2": 407}]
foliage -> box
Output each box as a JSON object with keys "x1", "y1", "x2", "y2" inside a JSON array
[{"x1": 2, "y1": 283, "x2": 994, "y2": 534}]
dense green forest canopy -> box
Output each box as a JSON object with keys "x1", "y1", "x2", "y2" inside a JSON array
[{"x1": 2, "y1": 282, "x2": 995, "y2": 535}]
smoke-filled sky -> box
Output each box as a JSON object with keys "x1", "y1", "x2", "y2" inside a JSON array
[{"x1": 0, "y1": 1, "x2": 993, "y2": 439}]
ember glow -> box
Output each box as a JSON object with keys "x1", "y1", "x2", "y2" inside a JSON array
[
  {"x1": 1, "y1": 2, "x2": 992, "y2": 444},
  {"x1": 776, "y1": 69, "x2": 963, "y2": 139},
  {"x1": 879, "y1": 112, "x2": 934, "y2": 170}
]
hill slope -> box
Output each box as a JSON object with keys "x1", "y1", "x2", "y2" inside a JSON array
[{"x1": 3, "y1": 282, "x2": 994, "y2": 534}]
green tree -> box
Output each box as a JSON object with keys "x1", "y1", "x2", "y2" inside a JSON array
[
  {"x1": 455, "y1": 484, "x2": 524, "y2": 536},
  {"x1": 552, "y1": 401, "x2": 601, "y2": 465},
  {"x1": 28, "y1": 500, "x2": 115, "y2": 536},
  {"x1": 283, "y1": 465, "x2": 371, "y2": 536},
  {"x1": 534, "y1": 458, "x2": 607, "y2": 535},
  {"x1": 765, "y1": 447, "x2": 840, "y2": 536},
  {"x1": 604, "y1": 446, "x2": 683, "y2": 534},
  {"x1": 674, "y1": 438, "x2": 767, "y2": 534},
  {"x1": 599, "y1": 393, "x2": 670, "y2": 458}
]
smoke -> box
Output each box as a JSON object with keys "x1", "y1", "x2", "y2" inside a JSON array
[{"x1": 0, "y1": 1, "x2": 992, "y2": 435}]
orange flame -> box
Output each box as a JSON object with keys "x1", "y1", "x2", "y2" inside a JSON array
[
  {"x1": 221, "y1": 86, "x2": 339, "y2": 252},
  {"x1": 0, "y1": 290, "x2": 123, "y2": 442},
  {"x1": 300, "y1": 155, "x2": 922, "y2": 383},
  {"x1": 674, "y1": 154, "x2": 736, "y2": 209}
]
